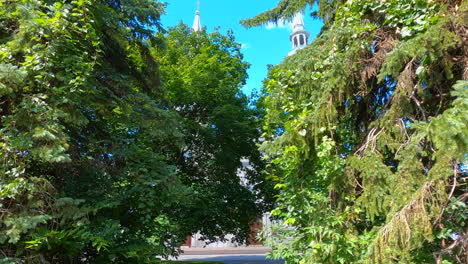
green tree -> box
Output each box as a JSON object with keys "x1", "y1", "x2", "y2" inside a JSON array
[
  {"x1": 153, "y1": 24, "x2": 272, "y2": 243},
  {"x1": 0, "y1": 0, "x2": 268, "y2": 263},
  {"x1": 244, "y1": 0, "x2": 467, "y2": 263},
  {"x1": 0, "y1": 0, "x2": 183, "y2": 262}
]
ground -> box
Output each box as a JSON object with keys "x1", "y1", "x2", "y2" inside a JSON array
[
  {"x1": 176, "y1": 255, "x2": 283, "y2": 264},
  {"x1": 173, "y1": 247, "x2": 284, "y2": 264}
]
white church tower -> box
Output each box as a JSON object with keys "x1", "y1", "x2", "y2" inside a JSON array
[
  {"x1": 192, "y1": 1, "x2": 202, "y2": 32},
  {"x1": 288, "y1": 12, "x2": 310, "y2": 56}
]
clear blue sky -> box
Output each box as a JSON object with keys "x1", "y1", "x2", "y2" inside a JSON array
[{"x1": 161, "y1": 0, "x2": 323, "y2": 95}]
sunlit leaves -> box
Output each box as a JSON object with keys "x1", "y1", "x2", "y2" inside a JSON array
[{"x1": 253, "y1": 0, "x2": 467, "y2": 263}]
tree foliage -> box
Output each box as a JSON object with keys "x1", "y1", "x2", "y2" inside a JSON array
[
  {"x1": 240, "y1": 0, "x2": 345, "y2": 29},
  {"x1": 247, "y1": 0, "x2": 467, "y2": 263},
  {"x1": 0, "y1": 1, "x2": 268, "y2": 263},
  {"x1": 153, "y1": 24, "x2": 271, "y2": 243}
]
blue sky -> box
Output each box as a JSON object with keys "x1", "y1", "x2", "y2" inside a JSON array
[{"x1": 161, "y1": 0, "x2": 323, "y2": 95}]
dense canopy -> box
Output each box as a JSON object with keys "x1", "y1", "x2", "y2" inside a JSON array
[
  {"x1": 0, "y1": 0, "x2": 269, "y2": 263},
  {"x1": 1, "y1": 0, "x2": 467, "y2": 263},
  {"x1": 245, "y1": 0, "x2": 467, "y2": 263}
]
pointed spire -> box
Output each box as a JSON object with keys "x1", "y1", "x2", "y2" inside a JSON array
[
  {"x1": 192, "y1": 1, "x2": 202, "y2": 32},
  {"x1": 288, "y1": 12, "x2": 310, "y2": 56},
  {"x1": 292, "y1": 12, "x2": 305, "y2": 32}
]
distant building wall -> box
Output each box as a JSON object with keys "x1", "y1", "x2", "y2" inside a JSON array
[
  {"x1": 248, "y1": 219, "x2": 263, "y2": 245},
  {"x1": 181, "y1": 213, "x2": 271, "y2": 248},
  {"x1": 190, "y1": 233, "x2": 242, "y2": 248}
]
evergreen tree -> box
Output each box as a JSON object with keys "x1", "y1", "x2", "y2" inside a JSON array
[{"x1": 243, "y1": 0, "x2": 467, "y2": 263}]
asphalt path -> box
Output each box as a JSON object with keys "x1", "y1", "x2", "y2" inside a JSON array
[{"x1": 175, "y1": 247, "x2": 284, "y2": 264}]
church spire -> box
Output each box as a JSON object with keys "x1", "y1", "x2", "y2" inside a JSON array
[
  {"x1": 192, "y1": 1, "x2": 202, "y2": 32},
  {"x1": 288, "y1": 12, "x2": 310, "y2": 56}
]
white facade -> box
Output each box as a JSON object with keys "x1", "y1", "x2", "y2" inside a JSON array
[{"x1": 190, "y1": 233, "x2": 242, "y2": 248}]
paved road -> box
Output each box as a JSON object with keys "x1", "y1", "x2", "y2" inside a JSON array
[
  {"x1": 177, "y1": 254, "x2": 284, "y2": 264},
  {"x1": 181, "y1": 247, "x2": 271, "y2": 255},
  {"x1": 175, "y1": 247, "x2": 284, "y2": 264}
]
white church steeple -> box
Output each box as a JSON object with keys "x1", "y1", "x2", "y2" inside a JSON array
[
  {"x1": 192, "y1": 1, "x2": 202, "y2": 32},
  {"x1": 288, "y1": 12, "x2": 310, "y2": 56}
]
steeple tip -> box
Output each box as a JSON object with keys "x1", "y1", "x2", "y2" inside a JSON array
[
  {"x1": 292, "y1": 12, "x2": 305, "y2": 31},
  {"x1": 192, "y1": 1, "x2": 202, "y2": 32}
]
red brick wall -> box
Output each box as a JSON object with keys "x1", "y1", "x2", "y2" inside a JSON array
[
  {"x1": 248, "y1": 219, "x2": 263, "y2": 245},
  {"x1": 181, "y1": 235, "x2": 191, "y2": 247}
]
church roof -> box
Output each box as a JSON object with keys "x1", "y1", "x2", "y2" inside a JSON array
[
  {"x1": 292, "y1": 12, "x2": 305, "y2": 32},
  {"x1": 290, "y1": 12, "x2": 310, "y2": 40}
]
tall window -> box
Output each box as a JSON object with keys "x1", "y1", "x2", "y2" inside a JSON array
[
  {"x1": 299, "y1": 35, "x2": 305, "y2": 45},
  {"x1": 294, "y1": 36, "x2": 298, "y2": 47}
]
